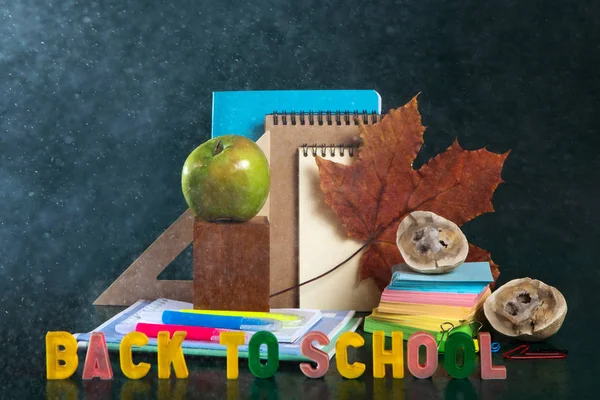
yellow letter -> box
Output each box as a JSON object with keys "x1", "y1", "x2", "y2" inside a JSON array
[
  {"x1": 157, "y1": 331, "x2": 188, "y2": 379},
  {"x1": 220, "y1": 332, "x2": 246, "y2": 379},
  {"x1": 120, "y1": 332, "x2": 151, "y2": 379},
  {"x1": 372, "y1": 331, "x2": 403, "y2": 378},
  {"x1": 46, "y1": 332, "x2": 78, "y2": 380},
  {"x1": 335, "y1": 332, "x2": 365, "y2": 379}
]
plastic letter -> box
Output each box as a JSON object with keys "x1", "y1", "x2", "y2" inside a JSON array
[
  {"x1": 478, "y1": 332, "x2": 506, "y2": 380},
  {"x1": 46, "y1": 331, "x2": 79, "y2": 380},
  {"x1": 299, "y1": 331, "x2": 330, "y2": 378},
  {"x1": 82, "y1": 332, "x2": 113, "y2": 380},
  {"x1": 372, "y1": 331, "x2": 404, "y2": 379},
  {"x1": 335, "y1": 332, "x2": 365, "y2": 379},
  {"x1": 407, "y1": 332, "x2": 438, "y2": 379},
  {"x1": 248, "y1": 331, "x2": 279, "y2": 379},
  {"x1": 120, "y1": 332, "x2": 151, "y2": 379},
  {"x1": 220, "y1": 331, "x2": 246, "y2": 379},
  {"x1": 444, "y1": 332, "x2": 476, "y2": 379},
  {"x1": 157, "y1": 331, "x2": 189, "y2": 379}
]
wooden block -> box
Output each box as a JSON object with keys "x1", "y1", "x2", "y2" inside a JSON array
[{"x1": 193, "y1": 216, "x2": 270, "y2": 312}]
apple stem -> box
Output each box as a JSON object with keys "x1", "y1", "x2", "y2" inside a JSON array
[{"x1": 214, "y1": 140, "x2": 223, "y2": 156}]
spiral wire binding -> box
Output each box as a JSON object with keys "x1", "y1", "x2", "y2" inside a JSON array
[
  {"x1": 301, "y1": 143, "x2": 357, "y2": 157},
  {"x1": 272, "y1": 110, "x2": 382, "y2": 126}
]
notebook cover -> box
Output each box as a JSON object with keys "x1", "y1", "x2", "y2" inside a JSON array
[
  {"x1": 391, "y1": 262, "x2": 494, "y2": 283},
  {"x1": 266, "y1": 113, "x2": 382, "y2": 308},
  {"x1": 212, "y1": 90, "x2": 382, "y2": 141},
  {"x1": 298, "y1": 146, "x2": 381, "y2": 311}
]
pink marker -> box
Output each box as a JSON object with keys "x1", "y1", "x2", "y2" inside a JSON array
[
  {"x1": 135, "y1": 322, "x2": 249, "y2": 343},
  {"x1": 407, "y1": 332, "x2": 438, "y2": 379}
]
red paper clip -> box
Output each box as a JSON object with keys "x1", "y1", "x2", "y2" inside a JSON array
[{"x1": 502, "y1": 344, "x2": 568, "y2": 360}]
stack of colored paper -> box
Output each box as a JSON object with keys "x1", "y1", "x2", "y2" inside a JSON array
[{"x1": 364, "y1": 262, "x2": 494, "y2": 340}]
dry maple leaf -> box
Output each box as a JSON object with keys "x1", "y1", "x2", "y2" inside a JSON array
[{"x1": 316, "y1": 95, "x2": 509, "y2": 291}]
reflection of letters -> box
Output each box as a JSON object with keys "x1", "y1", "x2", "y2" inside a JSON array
[
  {"x1": 120, "y1": 380, "x2": 151, "y2": 400},
  {"x1": 157, "y1": 379, "x2": 188, "y2": 400},
  {"x1": 444, "y1": 379, "x2": 478, "y2": 400},
  {"x1": 46, "y1": 381, "x2": 79, "y2": 400},
  {"x1": 301, "y1": 377, "x2": 330, "y2": 399},
  {"x1": 83, "y1": 380, "x2": 112, "y2": 400},
  {"x1": 226, "y1": 380, "x2": 240, "y2": 400},
  {"x1": 250, "y1": 379, "x2": 279, "y2": 400},
  {"x1": 338, "y1": 380, "x2": 367, "y2": 400},
  {"x1": 407, "y1": 379, "x2": 437, "y2": 400},
  {"x1": 480, "y1": 380, "x2": 508, "y2": 400},
  {"x1": 373, "y1": 379, "x2": 405, "y2": 400}
]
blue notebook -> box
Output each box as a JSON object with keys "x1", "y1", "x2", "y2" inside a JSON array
[
  {"x1": 212, "y1": 90, "x2": 382, "y2": 141},
  {"x1": 389, "y1": 262, "x2": 493, "y2": 293}
]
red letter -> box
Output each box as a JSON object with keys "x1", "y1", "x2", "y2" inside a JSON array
[
  {"x1": 82, "y1": 332, "x2": 113, "y2": 380},
  {"x1": 479, "y1": 333, "x2": 506, "y2": 380},
  {"x1": 407, "y1": 332, "x2": 438, "y2": 379},
  {"x1": 300, "y1": 331, "x2": 330, "y2": 378}
]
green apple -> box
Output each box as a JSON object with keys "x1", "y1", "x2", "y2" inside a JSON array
[{"x1": 181, "y1": 135, "x2": 270, "y2": 222}]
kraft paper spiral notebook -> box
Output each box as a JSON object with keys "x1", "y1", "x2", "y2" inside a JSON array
[
  {"x1": 297, "y1": 145, "x2": 381, "y2": 311},
  {"x1": 267, "y1": 112, "x2": 382, "y2": 308}
]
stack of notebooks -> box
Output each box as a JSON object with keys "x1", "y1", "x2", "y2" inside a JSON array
[
  {"x1": 74, "y1": 298, "x2": 362, "y2": 362},
  {"x1": 364, "y1": 262, "x2": 494, "y2": 342}
]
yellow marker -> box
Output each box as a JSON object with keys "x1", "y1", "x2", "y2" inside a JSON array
[
  {"x1": 372, "y1": 331, "x2": 404, "y2": 379},
  {"x1": 220, "y1": 332, "x2": 246, "y2": 380},
  {"x1": 120, "y1": 332, "x2": 151, "y2": 379},
  {"x1": 157, "y1": 331, "x2": 189, "y2": 379},
  {"x1": 335, "y1": 332, "x2": 366, "y2": 379},
  {"x1": 46, "y1": 331, "x2": 79, "y2": 380},
  {"x1": 180, "y1": 309, "x2": 302, "y2": 324}
]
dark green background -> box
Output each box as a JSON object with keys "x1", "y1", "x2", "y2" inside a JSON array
[{"x1": 1, "y1": 0, "x2": 597, "y2": 398}]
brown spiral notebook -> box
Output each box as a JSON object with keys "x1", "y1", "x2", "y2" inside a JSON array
[{"x1": 267, "y1": 112, "x2": 381, "y2": 308}]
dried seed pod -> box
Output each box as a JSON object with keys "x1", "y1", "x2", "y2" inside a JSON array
[
  {"x1": 483, "y1": 277, "x2": 567, "y2": 341},
  {"x1": 396, "y1": 211, "x2": 469, "y2": 274}
]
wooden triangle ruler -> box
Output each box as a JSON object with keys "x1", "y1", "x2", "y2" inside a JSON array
[
  {"x1": 94, "y1": 133, "x2": 271, "y2": 306},
  {"x1": 93, "y1": 209, "x2": 195, "y2": 305}
]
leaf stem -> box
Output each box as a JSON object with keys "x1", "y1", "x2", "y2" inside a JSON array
[{"x1": 213, "y1": 140, "x2": 223, "y2": 156}]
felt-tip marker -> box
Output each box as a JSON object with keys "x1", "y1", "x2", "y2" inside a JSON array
[
  {"x1": 140, "y1": 310, "x2": 282, "y2": 331},
  {"x1": 179, "y1": 309, "x2": 303, "y2": 325},
  {"x1": 135, "y1": 322, "x2": 251, "y2": 343}
]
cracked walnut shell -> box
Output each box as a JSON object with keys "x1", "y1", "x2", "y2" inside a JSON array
[
  {"x1": 483, "y1": 277, "x2": 567, "y2": 341},
  {"x1": 396, "y1": 211, "x2": 469, "y2": 274}
]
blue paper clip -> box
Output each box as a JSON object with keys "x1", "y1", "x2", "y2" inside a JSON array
[{"x1": 491, "y1": 342, "x2": 501, "y2": 353}]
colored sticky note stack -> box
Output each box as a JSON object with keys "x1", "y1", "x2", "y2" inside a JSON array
[{"x1": 364, "y1": 262, "x2": 494, "y2": 340}]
